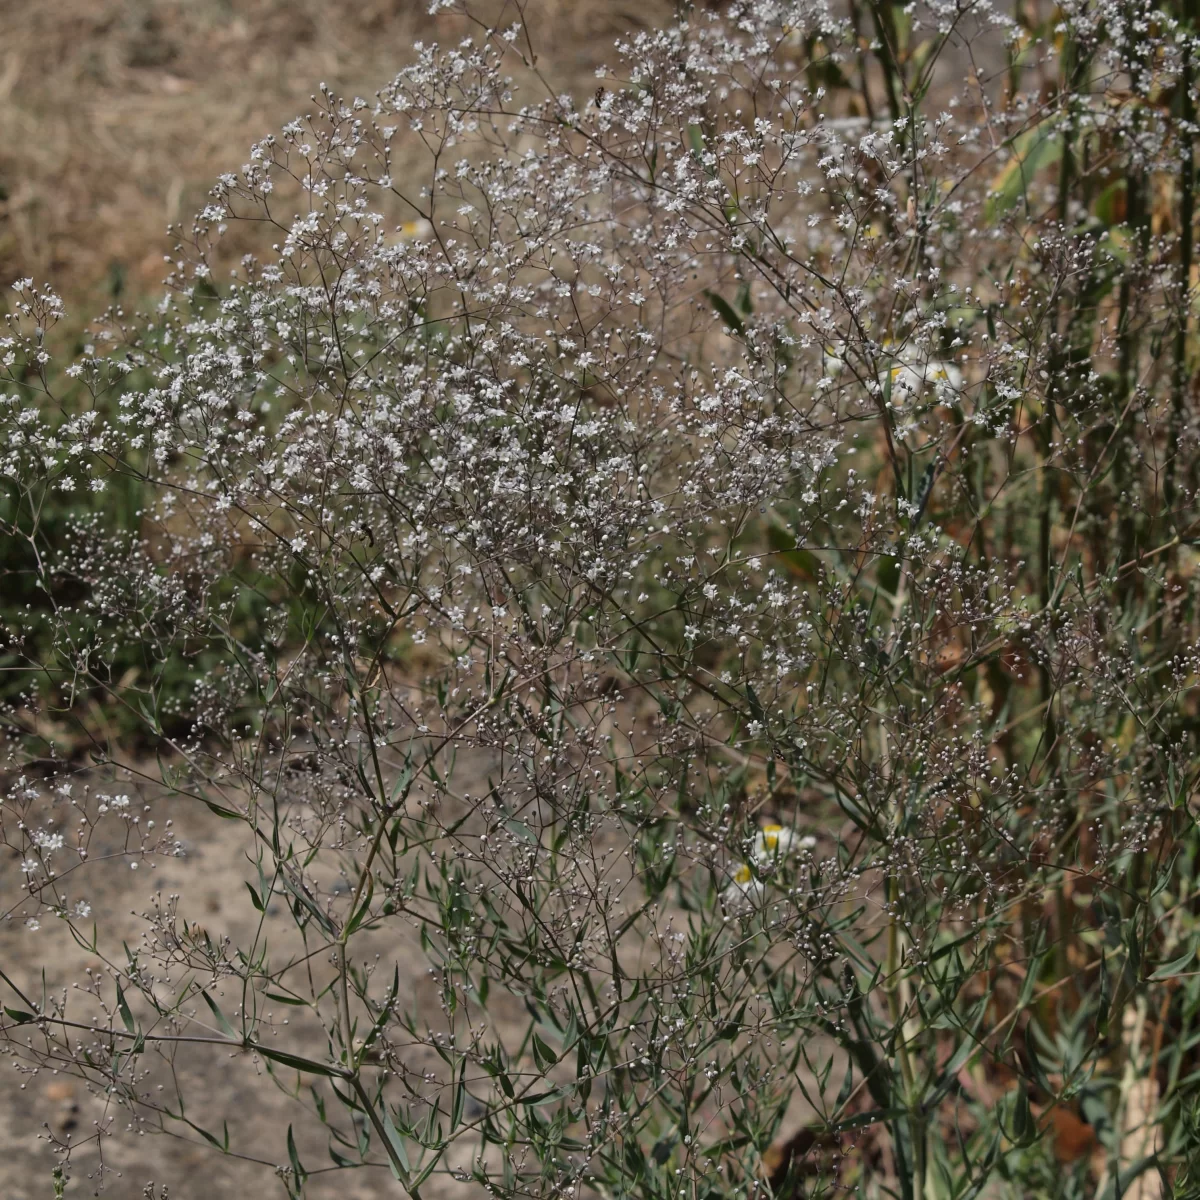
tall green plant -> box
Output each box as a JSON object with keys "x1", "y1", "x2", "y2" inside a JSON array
[{"x1": 4, "y1": 1, "x2": 1200, "y2": 1196}]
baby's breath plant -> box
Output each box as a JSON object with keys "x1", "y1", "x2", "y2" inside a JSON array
[{"x1": 6, "y1": 1, "x2": 1200, "y2": 1196}]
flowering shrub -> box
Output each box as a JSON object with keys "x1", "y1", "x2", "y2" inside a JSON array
[{"x1": 5, "y1": 0, "x2": 1200, "y2": 1195}]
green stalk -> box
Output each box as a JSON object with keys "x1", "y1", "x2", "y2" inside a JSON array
[
  {"x1": 879, "y1": 670, "x2": 924, "y2": 1200},
  {"x1": 867, "y1": 0, "x2": 903, "y2": 122},
  {"x1": 1114, "y1": 165, "x2": 1147, "y2": 588},
  {"x1": 1166, "y1": 4, "x2": 1196, "y2": 524},
  {"x1": 1114, "y1": 5, "x2": 1152, "y2": 600},
  {"x1": 1043, "y1": 23, "x2": 1078, "y2": 983},
  {"x1": 847, "y1": 0, "x2": 878, "y2": 124}
]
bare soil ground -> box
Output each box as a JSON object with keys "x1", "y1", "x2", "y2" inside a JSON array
[
  {"x1": 0, "y1": 0, "x2": 674, "y2": 306},
  {"x1": 0, "y1": 794, "x2": 437, "y2": 1200},
  {"x1": 1, "y1": 768, "x2": 565, "y2": 1199}
]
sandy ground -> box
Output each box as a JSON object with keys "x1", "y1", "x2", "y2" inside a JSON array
[
  {"x1": 0, "y1": 789, "x2": 446, "y2": 1199},
  {"x1": 0, "y1": 0, "x2": 675, "y2": 307}
]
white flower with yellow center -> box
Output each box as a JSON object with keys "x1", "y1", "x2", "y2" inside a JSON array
[
  {"x1": 751, "y1": 823, "x2": 794, "y2": 862},
  {"x1": 722, "y1": 861, "x2": 764, "y2": 906},
  {"x1": 384, "y1": 218, "x2": 433, "y2": 247},
  {"x1": 881, "y1": 345, "x2": 963, "y2": 404},
  {"x1": 723, "y1": 825, "x2": 815, "y2": 906}
]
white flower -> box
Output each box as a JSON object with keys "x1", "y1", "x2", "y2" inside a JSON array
[
  {"x1": 822, "y1": 343, "x2": 847, "y2": 376},
  {"x1": 880, "y1": 345, "x2": 963, "y2": 403},
  {"x1": 750, "y1": 823, "x2": 795, "y2": 863},
  {"x1": 722, "y1": 862, "x2": 764, "y2": 906},
  {"x1": 723, "y1": 824, "x2": 808, "y2": 906}
]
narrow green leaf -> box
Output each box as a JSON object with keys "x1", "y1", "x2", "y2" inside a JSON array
[
  {"x1": 202, "y1": 797, "x2": 242, "y2": 821},
  {"x1": 1149, "y1": 947, "x2": 1195, "y2": 981},
  {"x1": 116, "y1": 980, "x2": 135, "y2": 1034},
  {"x1": 265, "y1": 991, "x2": 309, "y2": 1007},
  {"x1": 531, "y1": 1032, "x2": 557, "y2": 1073},
  {"x1": 704, "y1": 289, "x2": 745, "y2": 336},
  {"x1": 836, "y1": 1060, "x2": 854, "y2": 1109},
  {"x1": 344, "y1": 871, "x2": 375, "y2": 937},
  {"x1": 379, "y1": 1103, "x2": 412, "y2": 1183},
  {"x1": 200, "y1": 990, "x2": 239, "y2": 1040},
  {"x1": 256, "y1": 1043, "x2": 345, "y2": 1078},
  {"x1": 287, "y1": 1124, "x2": 307, "y2": 1186},
  {"x1": 193, "y1": 1120, "x2": 231, "y2": 1153}
]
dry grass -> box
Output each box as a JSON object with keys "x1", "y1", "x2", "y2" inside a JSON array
[{"x1": 0, "y1": 0, "x2": 673, "y2": 309}]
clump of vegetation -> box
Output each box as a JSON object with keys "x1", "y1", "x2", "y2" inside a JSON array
[{"x1": 5, "y1": 1, "x2": 1200, "y2": 1196}]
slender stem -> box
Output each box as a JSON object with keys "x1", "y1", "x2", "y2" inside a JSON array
[
  {"x1": 878, "y1": 657, "x2": 924, "y2": 1199},
  {"x1": 351, "y1": 1075, "x2": 415, "y2": 1192},
  {"x1": 1167, "y1": 6, "x2": 1196, "y2": 523},
  {"x1": 867, "y1": 0, "x2": 903, "y2": 122}
]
